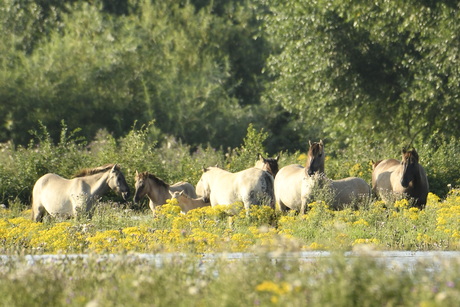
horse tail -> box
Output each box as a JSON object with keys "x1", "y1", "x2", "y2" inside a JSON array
[
  {"x1": 262, "y1": 171, "x2": 275, "y2": 208},
  {"x1": 31, "y1": 191, "x2": 36, "y2": 221}
]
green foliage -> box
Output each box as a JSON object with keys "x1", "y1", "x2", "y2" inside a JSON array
[
  {"x1": 227, "y1": 123, "x2": 269, "y2": 172},
  {"x1": 264, "y1": 0, "x2": 460, "y2": 148},
  {"x1": 422, "y1": 136, "x2": 460, "y2": 197}
]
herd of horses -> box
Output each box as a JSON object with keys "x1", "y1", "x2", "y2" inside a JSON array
[{"x1": 31, "y1": 141, "x2": 429, "y2": 222}]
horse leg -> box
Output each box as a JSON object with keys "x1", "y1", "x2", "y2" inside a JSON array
[{"x1": 32, "y1": 201, "x2": 46, "y2": 222}]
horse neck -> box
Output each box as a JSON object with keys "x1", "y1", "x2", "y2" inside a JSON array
[
  {"x1": 145, "y1": 178, "x2": 170, "y2": 205},
  {"x1": 79, "y1": 171, "x2": 111, "y2": 198},
  {"x1": 408, "y1": 164, "x2": 423, "y2": 186}
]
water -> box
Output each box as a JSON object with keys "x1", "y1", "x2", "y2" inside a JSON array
[{"x1": 1, "y1": 251, "x2": 459, "y2": 271}]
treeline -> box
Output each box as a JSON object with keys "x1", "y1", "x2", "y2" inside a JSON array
[{"x1": 1, "y1": 0, "x2": 459, "y2": 154}]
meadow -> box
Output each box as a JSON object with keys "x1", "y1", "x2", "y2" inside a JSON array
[{"x1": 0, "y1": 124, "x2": 459, "y2": 306}]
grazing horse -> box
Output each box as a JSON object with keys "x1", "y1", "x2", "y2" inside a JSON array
[
  {"x1": 195, "y1": 166, "x2": 275, "y2": 210},
  {"x1": 31, "y1": 164, "x2": 130, "y2": 222},
  {"x1": 301, "y1": 173, "x2": 371, "y2": 212},
  {"x1": 274, "y1": 140, "x2": 325, "y2": 211},
  {"x1": 254, "y1": 153, "x2": 280, "y2": 177},
  {"x1": 133, "y1": 171, "x2": 197, "y2": 213},
  {"x1": 169, "y1": 190, "x2": 211, "y2": 213},
  {"x1": 372, "y1": 148, "x2": 429, "y2": 208}
]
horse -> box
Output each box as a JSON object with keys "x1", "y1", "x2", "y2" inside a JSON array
[
  {"x1": 254, "y1": 153, "x2": 280, "y2": 177},
  {"x1": 195, "y1": 166, "x2": 275, "y2": 210},
  {"x1": 301, "y1": 173, "x2": 371, "y2": 212},
  {"x1": 133, "y1": 171, "x2": 197, "y2": 213},
  {"x1": 31, "y1": 164, "x2": 130, "y2": 222},
  {"x1": 274, "y1": 140, "x2": 325, "y2": 211},
  {"x1": 169, "y1": 190, "x2": 211, "y2": 213},
  {"x1": 372, "y1": 148, "x2": 429, "y2": 208}
]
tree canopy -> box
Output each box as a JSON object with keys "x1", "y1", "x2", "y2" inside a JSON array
[{"x1": 0, "y1": 0, "x2": 458, "y2": 153}]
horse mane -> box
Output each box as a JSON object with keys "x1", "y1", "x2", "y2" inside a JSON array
[
  {"x1": 73, "y1": 164, "x2": 119, "y2": 178},
  {"x1": 257, "y1": 153, "x2": 279, "y2": 176},
  {"x1": 372, "y1": 160, "x2": 382, "y2": 169},
  {"x1": 137, "y1": 171, "x2": 169, "y2": 189}
]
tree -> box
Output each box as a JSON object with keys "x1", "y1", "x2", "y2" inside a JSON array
[{"x1": 263, "y1": 0, "x2": 459, "y2": 150}]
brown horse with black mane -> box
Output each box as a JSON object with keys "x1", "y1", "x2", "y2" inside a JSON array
[
  {"x1": 372, "y1": 148, "x2": 429, "y2": 208},
  {"x1": 134, "y1": 171, "x2": 197, "y2": 213}
]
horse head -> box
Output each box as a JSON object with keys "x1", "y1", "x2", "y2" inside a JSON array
[
  {"x1": 401, "y1": 148, "x2": 419, "y2": 188},
  {"x1": 306, "y1": 140, "x2": 325, "y2": 176},
  {"x1": 108, "y1": 164, "x2": 130, "y2": 201},
  {"x1": 133, "y1": 170, "x2": 148, "y2": 203},
  {"x1": 256, "y1": 153, "x2": 280, "y2": 177}
]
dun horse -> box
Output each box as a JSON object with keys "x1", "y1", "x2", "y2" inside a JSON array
[
  {"x1": 196, "y1": 166, "x2": 275, "y2": 210},
  {"x1": 372, "y1": 148, "x2": 429, "y2": 208},
  {"x1": 133, "y1": 171, "x2": 197, "y2": 213},
  {"x1": 301, "y1": 173, "x2": 371, "y2": 212},
  {"x1": 274, "y1": 140, "x2": 325, "y2": 211},
  {"x1": 169, "y1": 190, "x2": 211, "y2": 213},
  {"x1": 254, "y1": 153, "x2": 280, "y2": 177},
  {"x1": 31, "y1": 164, "x2": 130, "y2": 222}
]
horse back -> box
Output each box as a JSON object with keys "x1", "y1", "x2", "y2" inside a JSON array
[
  {"x1": 331, "y1": 177, "x2": 371, "y2": 208},
  {"x1": 372, "y1": 159, "x2": 400, "y2": 189},
  {"x1": 236, "y1": 168, "x2": 275, "y2": 207},
  {"x1": 32, "y1": 173, "x2": 75, "y2": 216},
  {"x1": 170, "y1": 182, "x2": 197, "y2": 198}
]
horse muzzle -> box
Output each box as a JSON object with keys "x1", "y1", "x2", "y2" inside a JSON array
[
  {"x1": 122, "y1": 191, "x2": 130, "y2": 201},
  {"x1": 401, "y1": 179, "x2": 410, "y2": 188}
]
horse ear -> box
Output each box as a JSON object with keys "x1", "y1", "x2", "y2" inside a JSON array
[
  {"x1": 319, "y1": 139, "x2": 324, "y2": 146},
  {"x1": 258, "y1": 153, "x2": 265, "y2": 162},
  {"x1": 309, "y1": 140, "x2": 312, "y2": 146},
  {"x1": 135, "y1": 170, "x2": 139, "y2": 176},
  {"x1": 111, "y1": 164, "x2": 118, "y2": 172},
  {"x1": 275, "y1": 154, "x2": 280, "y2": 161}
]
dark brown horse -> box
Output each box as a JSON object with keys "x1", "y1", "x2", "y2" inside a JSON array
[
  {"x1": 255, "y1": 153, "x2": 280, "y2": 177},
  {"x1": 372, "y1": 148, "x2": 429, "y2": 208}
]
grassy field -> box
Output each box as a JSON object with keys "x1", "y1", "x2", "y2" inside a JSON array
[{"x1": 1, "y1": 190, "x2": 459, "y2": 255}]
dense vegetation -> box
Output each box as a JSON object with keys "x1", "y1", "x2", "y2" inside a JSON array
[{"x1": 1, "y1": 0, "x2": 459, "y2": 152}]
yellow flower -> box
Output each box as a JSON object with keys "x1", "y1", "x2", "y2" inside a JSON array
[
  {"x1": 352, "y1": 238, "x2": 380, "y2": 246},
  {"x1": 393, "y1": 199, "x2": 409, "y2": 209},
  {"x1": 353, "y1": 218, "x2": 369, "y2": 227},
  {"x1": 256, "y1": 281, "x2": 292, "y2": 295},
  {"x1": 297, "y1": 153, "x2": 308, "y2": 162},
  {"x1": 309, "y1": 242, "x2": 325, "y2": 250}
]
